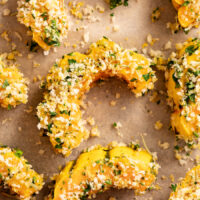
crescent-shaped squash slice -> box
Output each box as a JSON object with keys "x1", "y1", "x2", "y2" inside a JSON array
[
  {"x1": 0, "y1": 54, "x2": 28, "y2": 109},
  {"x1": 0, "y1": 146, "x2": 44, "y2": 199},
  {"x1": 166, "y1": 38, "x2": 200, "y2": 142},
  {"x1": 178, "y1": 6, "x2": 196, "y2": 28},
  {"x1": 48, "y1": 142, "x2": 159, "y2": 200},
  {"x1": 172, "y1": 0, "x2": 182, "y2": 10},
  {"x1": 17, "y1": 0, "x2": 68, "y2": 50},
  {"x1": 37, "y1": 37, "x2": 157, "y2": 156},
  {"x1": 169, "y1": 166, "x2": 200, "y2": 199},
  {"x1": 172, "y1": 0, "x2": 200, "y2": 29}
]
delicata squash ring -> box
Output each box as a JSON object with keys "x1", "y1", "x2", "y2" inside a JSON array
[
  {"x1": 169, "y1": 165, "x2": 200, "y2": 200},
  {"x1": 0, "y1": 146, "x2": 44, "y2": 199},
  {"x1": 17, "y1": 0, "x2": 68, "y2": 51},
  {"x1": 48, "y1": 142, "x2": 159, "y2": 200},
  {"x1": 0, "y1": 54, "x2": 28, "y2": 110},
  {"x1": 37, "y1": 37, "x2": 157, "y2": 156},
  {"x1": 172, "y1": 0, "x2": 200, "y2": 31},
  {"x1": 166, "y1": 38, "x2": 200, "y2": 143}
]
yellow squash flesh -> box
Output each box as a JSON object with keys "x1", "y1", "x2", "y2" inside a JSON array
[
  {"x1": 172, "y1": 0, "x2": 200, "y2": 29},
  {"x1": 0, "y1": 54, "x2": 28, "y2": 109},
  {"x1": 0, "y1": 147, "x2": 43, "y2": 199},
  {"x1": 166, "y1": 38, "x2": 200, "y2": 142},
  {"x1": 37, "y1": 38, "x2": 157, "y2": 156},
  {"x1": 169, "y1": 166, "x2": 200, "y2": 200},
  {"x1": 48, "y1": 143, "x2": 158, "y2": 200}
]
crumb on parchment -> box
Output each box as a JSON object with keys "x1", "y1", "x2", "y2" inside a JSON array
[
  {"x1": 154, "y1": 120, "x2": 163, "y2": 130},
  {"x1": 90, "y1": 126, "x2": 100, "y2": 137}
]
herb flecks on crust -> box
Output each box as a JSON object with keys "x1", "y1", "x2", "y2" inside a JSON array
[
  {"x1": 37, "y1": 38, "x2": 157, "y2": 156},
  {"x1": 17, "y1": 0, "x2": 68, "y2": 51},
  {"x1": 0, "y1": 146, "x2": 44, "y2": 199},
  {"x1": 166, "y1": 38, "x2": 200, "y2": 143},
  {"x1": 169, "y1": 165, "x2": 200, "y2": 200},
  {"x1": 0, "y1": 54, "x2": 28, "y2": 109},
  {"x1": 48, "y1": 142, "x2": 159, "y2": 200},
  {"x1": 172, "y1": 0, "x2": 200, "y2": 32}
]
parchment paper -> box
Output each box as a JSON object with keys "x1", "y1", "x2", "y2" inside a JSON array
[{"x1": 0, "y1": 0, "x2": 199, "y2": 199}]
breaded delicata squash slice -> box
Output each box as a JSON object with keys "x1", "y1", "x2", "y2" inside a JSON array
[
  {"x1": 48, "y1": 142, "x2": 159, "y2": 200},
  {"x1": 169, "y1": 165, "x2": 200, "y2": 200},
  {"x1": 0, "y1": 54, "x2": 28, "y2": 110},
  {"x1": 0, "y1": 146, "x2": 44, "y2": 199},
  {"x1": 17, "y1": 0, "x2": 68, "y2": 51},
  {"x1": 37, "y1": 37, "x2": 157, "y2": 156},
  {"x1": 166, "y1": 38, "x2": 200, "y2": 142},
  {"x1": 172, "y1": 0, "x2": 200, "y2": 30}
]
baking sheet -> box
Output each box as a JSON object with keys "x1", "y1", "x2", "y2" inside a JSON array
[{"x1": 0, "y1": 0, "x2": 199, "y2": 199}]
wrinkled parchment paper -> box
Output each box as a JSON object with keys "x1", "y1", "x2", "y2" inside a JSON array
[{"x1": 0, "y1": 0, "x2": 199, "y2": 199}]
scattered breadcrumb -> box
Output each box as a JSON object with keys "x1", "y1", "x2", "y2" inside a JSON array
[
  {"x1": 83, "y1": 32, "x2": 90, "y2": 43},
  {"x1": 43, "y1": 51, "x2": 49, "y2": 56},
  {"x1": 113, "y1": 25, "x2": 119, "y2": 32},
  {"x1": 14, "y1": 32, "x2": 22, "y2": 41},
  {"x1": 166, "y1": 21, "x2": 180, "y2": 34},
  {"x1": 115, "y1": 93, "x2": 120, "y2": 99},
  {"x1": 149, "y1": 48, "x2": 163, "y2": 58},
  {"x1": 38, "y1": 149, "x2": 45, "y2": 155},
  {"x1": 110, "y1": 100, "x2": 116, "y2": 106},
  {"x1": 11, "y1": 43, "x2": 16, "y2": 50},
  {"x1": 110, "y1": 15, "x2": 115, "y2": 23},
  {"x1": 72, "y1": 44, "x2": 77, "y2": 48},
  {"x1": 87, "y1": 116, "x2": 95, "y2": 126},
  {"x1": 155, "y1": 184, "x2": 161, "y2": 190},
  {"x1": 82, "y1": 5, "x2": 94, "y2": 16},
  {"x1": 36, "y1": 140, "x2": 42, "y2": 145},
  {"x1": 154, "y1": 120, "x2": 163, "y2": 130},
  {"x1": 1, "y1": 31, "x2": 10, "y2": 42},
  {"x1": 33, "y1": 76, "x2": 38, "y2": 83},
  {"x1": 170, "y1": 174, "x2": 175, "y2": 183},
  {"x1": 113, "y1": 122, "x2": 122, "y2": 129},
  {"x1": 33, "y1": 61, "x2": 40, "y2": 68},
  {"x1": 117, "y1": 131, "x2": 123, "y2": 137},
  {"x1": 147, "y1": 34, "x2": 159, "y2": 46},
  {"x1": 3, "y1": 8, "x2": 10, "y2": 16},
  {"x1": 1, "y1": 118, "x2": 11, "y2": 125},
  {"x1": 161, "y1": 175, "x2": 167, "y2": 180},
  {"x1": 27, "y1": 54, "x2": 34, "y2": 59},
  {"x1": 158, "y1": 140, "x2": 170, "y2": 150},
  {"x1": 121, "y1": 106, "x2": 126, "y2": 110},
  {"x1": 151, "y1": 7, "x2": 161, "y2": 22},
  {"x1": 24, "y1": 106, "x2": 33, "y2": 113},
  {"x1": 96, "y1": 4, "x2": 105, "y2": 13},
  {"x1": 90, "y1": 126, "x2": 100, "y2": 137},
  {"x1": 164, "y1": 41, "x2": 172, "y2": 50},
  {"x1": 69, "y1": 1, "x2": 84, "y2": 19}
]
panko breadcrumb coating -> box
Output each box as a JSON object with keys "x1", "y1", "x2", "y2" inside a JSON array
[
  {"x1": 0, "y1": 146, "x2": 44, "y2": 199},
  {"x1": 37, "y1": 37, "x2": 157, "y2": 156},
  {"x1": 17, "y1": 0, "x2": 68, "y2": 51},
  {"x1": 48, "y1": 142, "x2": 159, "y2": 200},
  {"x1": 169, "y1": 165, "x2": 200, "y2": 200},
  {"x1": 166, "y1": 38, "x2": 200, "y2": 142},
  {"x1": 172, "y1": 0, "x2": 200, "y2": 31},
  {"x1": 0, "y1": 54, "x2": 28, "y2": 110}
]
